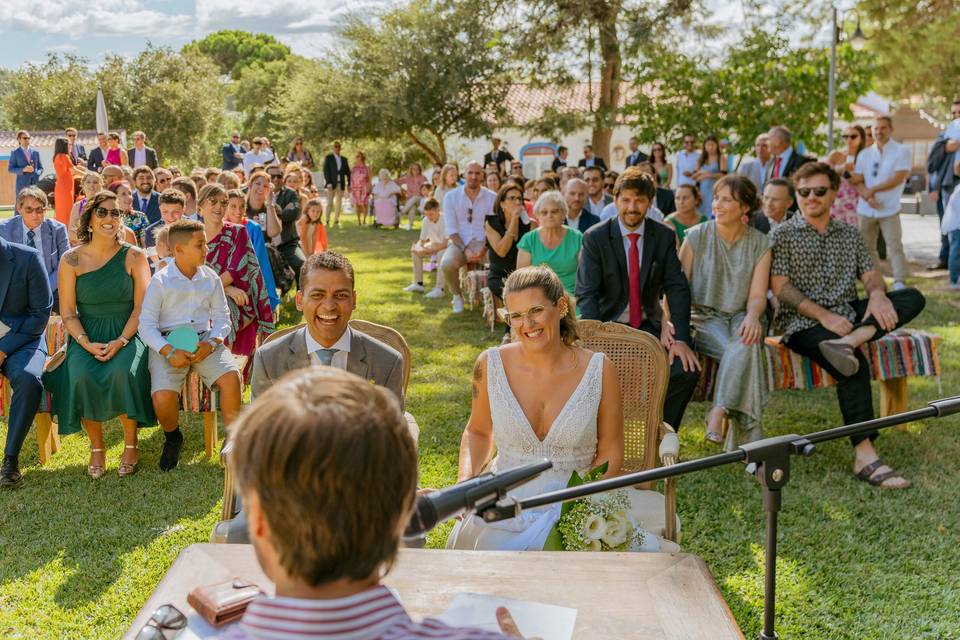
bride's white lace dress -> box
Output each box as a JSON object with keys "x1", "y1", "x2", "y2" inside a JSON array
[{"x1": 446, "y1": 348, "x2": 676, "y2": 552}]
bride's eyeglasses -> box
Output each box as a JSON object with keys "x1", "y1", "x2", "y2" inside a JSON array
[{"x1": 499, "y1": 305, "x2": 548, "y2": 325}]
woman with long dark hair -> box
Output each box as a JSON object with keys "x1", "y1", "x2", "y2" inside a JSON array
[
  {"x1": 650, "y1": 142, "x2": 673, "y2": 189},
  {"x1": 53, "y1": 137, "x2": 81, "y2": 226},
  {"x1": 826, "y1": 124, "x2": 867, "y2": 226},
  {"x1": 691, "y1": 135, "x2": 726, "y2": 216},
  {"x1": 485, "y1": 183, "x2": 532, "y2": 341},
  {"x1": 286, "y1": 136, "x2": 315, "y2": 169}
]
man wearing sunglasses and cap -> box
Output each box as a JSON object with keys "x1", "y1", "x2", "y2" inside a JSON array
[{"x1": 769, "y1": 161, "x2": 925, "y2": 490}]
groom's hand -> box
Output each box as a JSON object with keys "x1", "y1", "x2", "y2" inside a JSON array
[{"x1": 668, "y1": 341, "x2": 701, "y2": 373}]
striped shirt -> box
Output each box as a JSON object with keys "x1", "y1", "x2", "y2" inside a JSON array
[{"x1": 221, "y1": 586, "x2": 508, "y2": 639}]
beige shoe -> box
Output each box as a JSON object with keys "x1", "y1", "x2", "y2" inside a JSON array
[
  {"x1": 118, "y1": 444, "x2": 139, "y2": 477},
  {"x1": 88, "y1": 448, "x2": 105, "y2": 479}
]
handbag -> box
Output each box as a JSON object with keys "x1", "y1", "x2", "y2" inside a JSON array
[{"x1": 187, "y1": 579, "x2": 263, "y2": 627}]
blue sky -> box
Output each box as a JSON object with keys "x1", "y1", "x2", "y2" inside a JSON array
[{"x1": 0, "y1": 0, "x2": 386, "y2": 68}]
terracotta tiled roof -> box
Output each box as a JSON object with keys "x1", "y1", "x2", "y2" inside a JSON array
[
  {"x1": 0, "y1": 129, "x2": 112, "y2": 149},
  {"x1": 851, "y1": 103, "x2": 883, "y2": 119},
  {"x1": 503, "y1": 83, "x2": 648, "y2": 126}
]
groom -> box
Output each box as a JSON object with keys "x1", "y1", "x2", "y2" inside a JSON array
[{"x1": 576, "y1": 171, "x2": 700, "y2": 431}]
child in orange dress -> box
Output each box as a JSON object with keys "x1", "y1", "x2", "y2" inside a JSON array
[{"x1": 297, "y1": 198, "x2": 328, "y2": 255}]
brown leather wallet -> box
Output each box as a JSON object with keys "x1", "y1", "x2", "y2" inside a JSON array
[{"x1": 187, "y1": 579, "x2": 263, "y2": 627}]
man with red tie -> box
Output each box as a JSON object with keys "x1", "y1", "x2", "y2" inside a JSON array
[
  {"x1": 765, "y1": 126, "x2": 813, "y2": 182},
  {"x1": 576, "y1": 168, "x2": 700, "y2": 431}
]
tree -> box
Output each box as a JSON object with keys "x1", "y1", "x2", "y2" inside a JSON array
[
  {"x1": 233, "y1": 55, "x2": 311, "y2": 138},
  {"x1": 488, "y1": 0, "x2": 710, "y2": 163},
  {"x1": 623, "y1": 28, "x2": 874, "y2": 158},
  {"x1": 182, "y1": 30, "x2": 291, "y2": 80},
  {"x1": 273, "y1": 0, "x2": 510, "y2": 165},
  {"x1": 856, "y1": 0, "x2": 960, "y2": 115},
  {"x1": 2, "y1": 48, "x2": 226, "y2": 168},
  {"x1": 1, "y1": 54, "x2": 97, "y2": 130}
]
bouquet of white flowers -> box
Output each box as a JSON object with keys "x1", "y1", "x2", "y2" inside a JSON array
[{"x1": 542, "y1": 463, "x2": 649, "y2": 552}]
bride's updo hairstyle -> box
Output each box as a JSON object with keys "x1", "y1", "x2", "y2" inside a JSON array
[{"x1": 503, "y1": 266, "x2": 579, "y2": 346}]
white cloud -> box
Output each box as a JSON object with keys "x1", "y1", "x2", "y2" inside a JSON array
[{"x1": 0, "y1": 0, "x2": 193, "y2": 38}]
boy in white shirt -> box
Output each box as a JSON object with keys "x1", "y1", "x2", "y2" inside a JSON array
[
  {"x1": 403, "y1": 197, "x2": 448, "y2": 297},
  {"x1": 139, "y1": 219, "x2": 242, "y2": 471}
]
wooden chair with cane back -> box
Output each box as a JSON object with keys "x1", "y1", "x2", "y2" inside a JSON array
[
  {"x1": 216, "y1": 319, "x2": 418, "y2": 529},
  {"x1": 577, "y1": 320, "x2": 681, "y2": 543}
]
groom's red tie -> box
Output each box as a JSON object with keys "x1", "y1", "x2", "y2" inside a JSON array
[{"x1": 628, "y1": 233, "x2": 642, "y2": 329}]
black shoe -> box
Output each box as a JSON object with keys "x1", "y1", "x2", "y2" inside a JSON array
[
  {"x1": 926, "y1": 262, "x2": 948, "y2": 271},
  {"x1": 159, "y1": 430, "x2": 184, "y2": 472},
  {"x1": 0, "y1": 456, "x2": 22, "y2": 489}
]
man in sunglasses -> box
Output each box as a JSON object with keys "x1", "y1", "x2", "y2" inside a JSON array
[
  {"x1": 770, "y1": 161, "x2": 925, "y2": 490},
  {"x1": 849, "y1": 116, "x2": 912, "y2": 291}
]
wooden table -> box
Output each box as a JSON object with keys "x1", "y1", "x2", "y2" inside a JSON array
[{"x1": 126, "y1": 544, "x2": 743, "y2": 639}]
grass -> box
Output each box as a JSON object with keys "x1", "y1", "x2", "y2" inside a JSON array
[{"x1": 1, "y1": 218, "x2": 959, "y2": 639}]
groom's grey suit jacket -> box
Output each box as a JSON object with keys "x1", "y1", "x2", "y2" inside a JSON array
[{"x1": 250, "y1": 326, "x2": 404, "y2": 409}]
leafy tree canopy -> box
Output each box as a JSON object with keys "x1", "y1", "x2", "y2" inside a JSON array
[{"x1": 183, "y1": 30, "x2": 291, "y2": 80}]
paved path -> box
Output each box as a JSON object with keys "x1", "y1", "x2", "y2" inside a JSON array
[{"x1": 901, "y1": 212, "x2": 944, "y2": 268}]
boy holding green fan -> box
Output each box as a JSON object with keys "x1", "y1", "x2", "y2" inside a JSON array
[{"x1": 139, "y1": 219, "x2": 242, "y2": 471}]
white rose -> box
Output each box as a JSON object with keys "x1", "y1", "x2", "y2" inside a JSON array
[
  {"x1": 582, "y1": 513, "x2": 607, "y2": 540},
  {"x1": 584, "y1": 538, "x2": 602, "y2": 551},
  {"x1": 601, "y1": 517, "x2": 628, "y2": 547}
]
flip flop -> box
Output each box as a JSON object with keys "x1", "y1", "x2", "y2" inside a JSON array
[{"x1": 855, "y1": 459, "x2": 911, "y2": 489}]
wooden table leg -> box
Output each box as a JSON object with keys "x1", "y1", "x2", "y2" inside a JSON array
[
  {"x1": 203, "y1": 411, "x2": 218, "y2": 458},
  {"x1": 36, "y1": 413, "x2": 54, "y2": 465},
  {"x1": 879, "y1": 377, "x2": 908, "y2": 422}
]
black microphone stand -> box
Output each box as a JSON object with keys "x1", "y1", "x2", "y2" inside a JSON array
[{"x1": 476, "y1": 398, "x2": 960, "y2": 640}]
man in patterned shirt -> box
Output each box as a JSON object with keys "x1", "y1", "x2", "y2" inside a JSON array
[
  {"x1": 770, "y1": 162, "x2": 926, "y2": 489},
  {"x1": 224, "y1": 366, "x2": 526, "y2": 639}
]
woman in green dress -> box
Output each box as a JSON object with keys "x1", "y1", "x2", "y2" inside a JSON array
[
  {"x1": 516, "y1": 190, "x2": 582, "y2": 296},
  {"x1": 678, "y1": 176, "x2": 771, "y2": 449},
  {"x1": 664, "y1": 184, "x2": 707, "y2": 245},
  {"x1": 45, "y1": 190, "x2": 154, "y2": 478}
]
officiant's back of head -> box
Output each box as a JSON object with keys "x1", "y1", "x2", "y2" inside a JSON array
[{"x1": 229, "y1": 366, "x2": 418, "y2": 586}]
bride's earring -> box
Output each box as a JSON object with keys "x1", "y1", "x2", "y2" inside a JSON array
[{"x1": 558, "y1": 300, "x2": 568, "y2": 317}]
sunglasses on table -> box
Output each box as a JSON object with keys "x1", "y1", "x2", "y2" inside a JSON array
[
  {"x1": 134, "y1": 604, "x2": 186, "y2": 640},
  {"x1": 796, "y1": 187, "x2": 831, "y2": 198},
  {"x1": 94, "y1": 206, "x2": 123, "y2": 218}
]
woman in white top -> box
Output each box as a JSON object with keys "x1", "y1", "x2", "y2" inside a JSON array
[
  {"x1": 434, "y1": 163, "x2": 460, "y2": 216},
  {"x1": 446, "y1": 266, "x2": 675, "y2": 552},
  {"x1": 372, "y1": 169, "x2": 402, "y2": 228}
]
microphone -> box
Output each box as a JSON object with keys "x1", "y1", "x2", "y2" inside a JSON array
[{"x1": 404, "y1": 459, "x2": 552, "y2": 537}]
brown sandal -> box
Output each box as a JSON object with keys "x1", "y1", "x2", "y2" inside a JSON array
[
  {"x1": 118, "y1": 445, "x2": 139, "y2": 477},
  {"x1": 855, "y1": 459, "x2": 911, "y2": 489},
  {"x1": 88, "y1": 448, "x2": 105, "y2": 479}
]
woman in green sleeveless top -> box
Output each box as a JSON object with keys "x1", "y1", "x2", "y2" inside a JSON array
[
  {"x1": 44, "y1": 190, "x2": 154, "y2": 478},
  {"x1": 679, "y1": 176, "x2": 771, "y2": 450}
]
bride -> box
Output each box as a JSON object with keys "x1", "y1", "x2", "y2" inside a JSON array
[{"x1": 446, "y1": 266, "x2": 678, "y2": 552}]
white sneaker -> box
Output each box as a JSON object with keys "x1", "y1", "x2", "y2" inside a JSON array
[
  {"x1": 404, "y1": 283, "x2": 425, "y2": 293},
  {"x1": 425, "y1": 287, "x2": 444, "y2": 299},
  {"x1": 451, "y1": 295, "x2": 464, "y2": 314},
  {"x1": 892, "y1": 281, "x2": 907, "y2": 291},
  {"x1": 405, "y1": 223, "x2": 413, "y2": 231}
]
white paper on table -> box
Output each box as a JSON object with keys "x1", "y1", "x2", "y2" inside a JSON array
[
  {"x1": 175, "y1": 612, "x2": 238, "y2": 639},
  {"x1": 433, "y1": 592, "x2": 576, "y2": 640}
]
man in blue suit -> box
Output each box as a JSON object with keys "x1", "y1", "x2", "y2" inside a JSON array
[
  {"x1": 7, "y1": 130, "x2": 43, "y2": 208},
  {"x1": 562, "y1": 177, "x2": 601, "y2": 232},
  {"x1": 222, "y1": 132, "x2": 244, "y2": 171},
  {"x1": 0, "y1": 188, "x2": 69, "y2": 313},
  {"x1": 132, "y1": 166, "x2": 162, "y2": 224},
  {"x1": 0, "y1": 234, "x2": 53, "y2": 488}
]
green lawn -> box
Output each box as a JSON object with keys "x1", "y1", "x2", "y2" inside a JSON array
[{"x1": 1, "y1": 219, "x2": 959, "y2": 639}]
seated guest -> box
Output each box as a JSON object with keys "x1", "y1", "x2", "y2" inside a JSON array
[
  {"x1": 599, "y1": 166, "x2": 665, "y2": 223},
  {"x1": 372, "y1": 169, "x2": 402, "y2": 229},
  {"x1": 143, "y1": 189, "x2": 186, "y2": 262},
  {"x1": 223, "y1": 366, "x2": 518, "y2": 639},
  {"x1": 441, "y1": 162, "x2": 495, "y2": 314},
  {"x1": 199, "y1": 183, "x2": 275, "y2": 365},
  {"x1": 483, "y1": 184, "x2": 531, "y2": 340},
  {"x1": 244, "y1": 171, "x2": 282, "y2": 239},
  {"x1": 517, "y1": 191, "x2": 582, "y2": 296},
  {"x1": 132, "y1": 166, "x2": 161, "y2": 224},
  {"x1": 171, "y1": 177, "x2": 200, "y2": 220},
  {"x1": 0, "y1": 188, "x2": 69, "y2": 312},
  {"x1": 404, "y1": 197, "x2": 448, "y2": 296},
  {"x1": 296, "y1": 197, "x2": 328, "y2": 257},
  {"x1": 770, "y1": 162, "x2": 925, "y2": 488},
  {"x1": 664, "y1": 184, "x2": 707, "y2": 244},
  {"x1": 154, "y1": 167, "x2": 173, "y2": 193},
  {"x1": 582, "y1": 166, "x2": 612, "y2": 218},
  {"x1": 759, "y1": 178, "x2": 795, "y2": 234},
  {"x1": 273, "y1": 168, "x2": 305, "y2": 287},
  {"x1": 225, "y1": 189, "x2": 280, "y2": 311},
  {"x1": 576, "y1": 172, "x2": 700, "y2": 432},
  {"x1": 638, "y1": 162, "x2": 676, "y2": 215},
  {"x1": 562, "y1": 178, "x2": 601, "y2": 232},
  {"x1": 446, "y1": 266, "x2": 676, "y2": 552},
  {"x1": 251, "y1": 251, "x2": 403, "y2": 404},
  {"x1": 68, "y1": 172, "x2": 104, "y2": 245},
  {"x1": 679, "y1": 176, "x2": 771, "y2": 447},
  {"x1": 107, "y1": 181, "x2": 149, "y2": 247},
  {"x1": 44, "y1": 190, "x2": 154, "y2": 478},
  {"x1": 139, "y1": 219, "x2": 242, "y2": 471},
  {"x1": 0, "y1": 236, "x2": 52, "y2": 487}
]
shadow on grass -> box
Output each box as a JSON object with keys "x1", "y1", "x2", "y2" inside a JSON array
[{"x1": 0, "y1": 416, "x2": 222, "y2": 611}]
